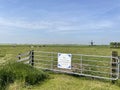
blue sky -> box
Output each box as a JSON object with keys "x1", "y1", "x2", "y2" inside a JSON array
[{"x1": 0, "y1": 0, "x2": 120, "y2": 44}]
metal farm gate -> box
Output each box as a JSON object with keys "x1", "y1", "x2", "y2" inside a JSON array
[
  {"x1": 17, "y1": 50, "x2": 120, "y2": 81},
  {"x1": 34, "y1": 51, "x2": 119, "y2": 81}
]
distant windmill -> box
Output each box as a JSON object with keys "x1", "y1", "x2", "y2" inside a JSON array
[{"x1": 90, "y1": 40, "x2": 95, "y2": 46}]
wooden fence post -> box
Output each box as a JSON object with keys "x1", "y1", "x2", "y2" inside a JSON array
[
  {"x1": 31, "y1": 50, "x2": 34, "y2": 66},
  {"x1": 111, "y1": 51, "x2": 118, "y2": 83},
  {"x1": 118, "y1": 56, "x2": 120, "y2": 79}
]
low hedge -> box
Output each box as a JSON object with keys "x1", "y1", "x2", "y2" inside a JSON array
[
  {"x1": 0, "y1": 62, "x2": 48, "y2": 90},
  {"x1": 25, "y1": 70, "x2": 48, "y2": 85}
]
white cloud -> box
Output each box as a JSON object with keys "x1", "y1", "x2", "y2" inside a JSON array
[
  {"x1": 0, "y1": 17, "x2": 50, "y2": 30},
  {"x1": 0, "y1": 16, "x2": 119, "y2": 34},
  {"x1": 48, "y1": 20, "x2": 115, "y2": 33}
]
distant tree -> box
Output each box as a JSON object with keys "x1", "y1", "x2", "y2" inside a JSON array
[
  {"x1": 118, "y1": 42, "x2": 120, "y2": 47},
  {"x1": 110, "y1": 42, "x2": 114, "y2": 48},
  {"x1": 114, "y1": 42, "x2": 118, "y2": 48},
  {"x1": 110, "y1": 42, "x2": 120, "y2": 48}
]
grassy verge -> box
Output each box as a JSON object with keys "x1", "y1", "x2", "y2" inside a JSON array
[
  {"x1": 0, "y1": 62, "x2": 48, "y2": 90},
  {"x1": 8, "y1": 73, "x2": 120, "y2": 90}
]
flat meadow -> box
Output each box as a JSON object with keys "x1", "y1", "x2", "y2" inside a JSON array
[{"x1": 0, "y1": 45, "x2": 120, "y2": 90}]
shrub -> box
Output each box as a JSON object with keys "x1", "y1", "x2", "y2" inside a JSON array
[
  {"x1": 0, "y1": 62, "x2": 48, "y2": 89},
  {"x1": 25, "y1": 70, "x2": 48, "y2": 85},
  {"x1": 7, "y1": 62, "x2": 34, "y2": 80},
  {"x1": 0, "y1": 68, "x2": 16, "y2": 90}
]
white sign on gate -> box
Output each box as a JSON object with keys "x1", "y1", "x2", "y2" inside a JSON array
[{"x1": 58, "y1": 53, "x2": 72, "y2": 69}]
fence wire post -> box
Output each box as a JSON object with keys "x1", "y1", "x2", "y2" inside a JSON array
[
  {"x1": 51, "y1": 53, "x2": 54, "y2": 70},
  {"x1": 118, "y1": 56, "x2": 120, "y2": 79},
  {"x1": 111, "y1": 51, "x2": 118, "y2": 83},
  {"x1": 31, "y1": 50, "x2": 34, "y2": 66},
  {"x1": 80, "y1": 55, "x2": 83, "y2": 74}
]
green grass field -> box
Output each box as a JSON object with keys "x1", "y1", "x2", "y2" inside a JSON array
[{"x1": 0, "y1": 45, "x2": 120, "y2": 90}]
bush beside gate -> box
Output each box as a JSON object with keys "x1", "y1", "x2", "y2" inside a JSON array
[{"x1": 0, "y1": 62, "x2": 48, "y2": 90}]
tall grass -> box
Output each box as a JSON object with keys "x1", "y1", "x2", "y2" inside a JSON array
[
  {"x1": 0, "y1": 62, "x2": 48, "y2": 90},
  {"x1": 11, "y1": 74, "x2": 120, "y2": 90}
]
